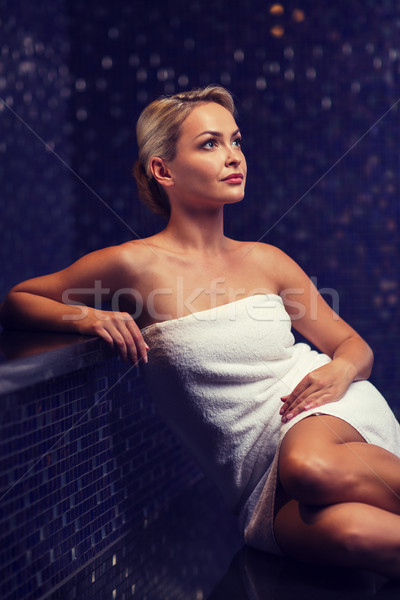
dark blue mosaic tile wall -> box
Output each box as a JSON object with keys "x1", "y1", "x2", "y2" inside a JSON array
[
  {"x1": 0, "y1": 359, "x2": 201, "y2": 600},
  {"x1": 0, "y1": 4, "x2": 399, "y2": 391},
  {"x1": 0, "y1": 0, "x2": 75, "y2": 288}
]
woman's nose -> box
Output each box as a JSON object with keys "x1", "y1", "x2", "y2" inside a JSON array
[{"x1": 225, "y1": 149, "x2": 241, "y2": 166}]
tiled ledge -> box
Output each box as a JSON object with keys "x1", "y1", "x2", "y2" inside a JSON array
[{"x1": 0, "y1": 329, "x2": 113, "y2": 395}]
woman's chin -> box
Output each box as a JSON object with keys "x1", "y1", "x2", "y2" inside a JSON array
[{"x1": 224, "y1": 192, "x2": 245, "y2": 206}]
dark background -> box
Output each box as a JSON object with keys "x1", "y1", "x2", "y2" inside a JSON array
[{"x1": 1, "y1": 0, "x2": 399, "y2": 409}]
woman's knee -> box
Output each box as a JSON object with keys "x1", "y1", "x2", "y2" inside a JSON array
[
  {"x1": 275, "y1": 501, "x2": 391, "y2": 568},
  {"x1": 279, "y1": 449, "x2": 326, "y2": 501},
  {"x1": 331, "y1": 508, "x2": 400, "y2": 572},
  {"x1": 278, "y1": 446, "x2": 356, "y2": 504},
  {"x1": 334, "y1": 517, "x2": 372, "y2": 559},
  {"x1": 278, "y1": 416, "x2": 370, "y2": 503}
]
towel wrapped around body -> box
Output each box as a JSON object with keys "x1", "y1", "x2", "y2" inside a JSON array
[{"x1": 141, "y1": 294, "x2": 400, "y2": 554}]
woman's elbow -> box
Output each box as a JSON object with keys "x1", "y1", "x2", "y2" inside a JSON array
[
  {"x1": 0, "y1": 289, "x2": 27, "y2": 328},
  {"x1": 366, "y1": 342, "x2": 374, "y2": 376}
]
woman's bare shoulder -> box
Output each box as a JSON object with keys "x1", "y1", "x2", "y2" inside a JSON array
[
  {"x1": 235, "y1": 241, "x2": 301, "y2": 288},
  {"x1": 237, "y1": 240, "x2": 291, "y2": 262},
  {"x1": 66, "y1": 237, "x2": 164, "y2": 289},
  {"x1": 110, "y1": 236, "x2": 166, "y2": 268}
]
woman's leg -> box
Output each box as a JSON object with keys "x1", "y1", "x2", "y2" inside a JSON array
[
  {"x1": 274, "y1": 415, "x2": 400, "y2": 577},
  {"x1": 274, "y1": 499, "x2": 400, "y2": 578},
  {"x1": 278, "y1": 415, "x2": 400, "y2": 514}
]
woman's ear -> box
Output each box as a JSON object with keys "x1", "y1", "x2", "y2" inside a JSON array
[{"x1": 150, "y1": 157, "x2": 174, "y2": 188}]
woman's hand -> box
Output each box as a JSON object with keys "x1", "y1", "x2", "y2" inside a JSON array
[
  {"x1": 279, "y1": 358, "x2": 355, "y2": 423},
  {"x1": 78, "y1": 307, "x2": 149, "y2": 366}
]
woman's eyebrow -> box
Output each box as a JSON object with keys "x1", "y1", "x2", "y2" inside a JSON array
[{"x1": 192, "y1": 128, "x2": 241, "y2": 140}]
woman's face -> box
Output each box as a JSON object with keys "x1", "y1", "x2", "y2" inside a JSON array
[{"x1": 165, "y1": 102, "x2": 247, "y2": 210}]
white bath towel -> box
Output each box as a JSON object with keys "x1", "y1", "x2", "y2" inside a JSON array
[{"x1": 141, "y1": 294, "x2": 400, "y2": 554}]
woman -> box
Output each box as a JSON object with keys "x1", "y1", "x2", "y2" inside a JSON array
[{"x1": 1, "y1": 86, "x2": 400, "y2": 577}]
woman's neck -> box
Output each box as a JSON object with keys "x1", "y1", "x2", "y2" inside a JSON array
[{"x1": 160, "y1": 208, "x2": 229, "y2": 255}]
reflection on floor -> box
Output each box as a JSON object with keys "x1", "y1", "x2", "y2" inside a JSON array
[
  {"x1": 56, "y1": 476, "x2": 400, "y2": 599},
  {"x1": 210, "y1": 548, "x2": 400, "y2": 600}
]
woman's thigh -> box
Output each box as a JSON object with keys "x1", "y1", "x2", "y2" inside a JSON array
[
  {"x1": 277, "y1": 414, "x2": 400, "y2": 515},
  {"x1": 281, "y1": 414, "x2": 366, "y2": 452}
]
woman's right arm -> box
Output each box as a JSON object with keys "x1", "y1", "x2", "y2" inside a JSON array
[{"x1": 0, "y1": 245, "x2": 149, "y2": 365}]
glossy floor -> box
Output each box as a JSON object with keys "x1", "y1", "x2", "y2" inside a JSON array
[{"x1": 57, "y1": 477, "x2": 400, "y2": 600}]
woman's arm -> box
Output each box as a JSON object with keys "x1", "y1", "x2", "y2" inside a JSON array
[
  {"x1": 261, "y1": 245, "x2": 374, "y2": 422},
  {"x1": 0, "y1": 244, "x2": 149, "y2": 365}
]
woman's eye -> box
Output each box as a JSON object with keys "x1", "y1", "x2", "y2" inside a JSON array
[{"x1": 202, "y1": 137, "x2": 242, "y2": 149}]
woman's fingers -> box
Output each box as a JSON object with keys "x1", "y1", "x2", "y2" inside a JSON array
[
  {"x1": 280, "y1": 379, "x2": 312, "y2": 416},
  {"x1": 280, "y1": 385, "x2": 314, "y2": 422},
  {"x1": 280, "y1": 388, "x2": 322, "y2": 422},
  {"x1": 279, "y1": 365, "x2": 349, "y2": 423},
  {"x1": 124, "y1": 316, "x2": 150, "y2": 364},
  {"x1": 93, "y1": 311, "x2": 149, "y2": 365},
  {"x1": 281, "y1": 379, "x2": 309, "y2": 407},
  {"x1": 113, "y1": 313, "x2": 149, "y2": 364}
]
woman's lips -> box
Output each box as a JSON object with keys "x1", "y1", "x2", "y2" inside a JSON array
[{"x1": 222, "y1": 173, "x2": 244, "y2": 184}]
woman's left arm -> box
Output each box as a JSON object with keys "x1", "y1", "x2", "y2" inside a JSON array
[{"x1": 269, "y1": 247, "x2": 374, "y2": 423}]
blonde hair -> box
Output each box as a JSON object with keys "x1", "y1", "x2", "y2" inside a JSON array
[{"x1": 133, "y1": 85, "x2": 236, "y2": 218}]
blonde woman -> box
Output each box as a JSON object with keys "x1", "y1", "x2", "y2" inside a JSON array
[{"x1": 2, "y1": 86, "x2": 400, "y2": 577}]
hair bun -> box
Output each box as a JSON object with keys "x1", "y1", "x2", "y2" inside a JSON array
[{"x1": 133, "y1": 160, "x2": 170, "y2": 219}]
